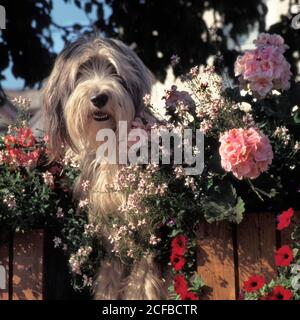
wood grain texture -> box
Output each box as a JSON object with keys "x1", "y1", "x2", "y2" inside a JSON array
[
  {"x1": 197, "y1": 222, "x2": 236, "y2": 300},
  {"x1": 0, "y1": 243, "x2": 9, "y2": 300},
  {"x1": 237, "y1": 212, "x2": 277, "y2": 291},
  {"x1": 12, "y1": 230, "x2": 44, "y2": 300}
]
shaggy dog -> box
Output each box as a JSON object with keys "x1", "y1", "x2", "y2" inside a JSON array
[{"x1": 43, "y1": 36, "x2": 167, "y2": 300}]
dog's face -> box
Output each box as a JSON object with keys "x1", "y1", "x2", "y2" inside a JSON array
[{"x1": 43, "y1": 37, "x2": 153, "y2": 160}]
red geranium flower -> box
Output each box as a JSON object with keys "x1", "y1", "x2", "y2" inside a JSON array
[
  {"x1": 8, "y1": 147, "x2": 21, "y2": 160},
  {"x1": 277, "y1": 208, "x2": 294, "y2": 230},
  {"x1": 180, "y1": 291, "x2": 199, "y2": 300},
  {"x1": 243, "y1": 275, "x2": 265, "y2": 292},
  {"x1": 170, "y1": 253, "x2": 186, "y2": 271},
  {"x1": 17, "y1": 127, "x2": 36, "y2": 148},
  {"x1": 4, "y1": 135, "x2": 17, "y2": 149},
  {"x1": 171, "y1": 235, "x2": 188, "y2": 256},
  {"x1": 269, "y1": 286, "x2": 293, "y2": 300},
  {"x1": 275, "y1": 245, "x2": 293, "y2": 267},
  {"x1": 174, "y1": 274, "x2": 188, "y2": 296}
]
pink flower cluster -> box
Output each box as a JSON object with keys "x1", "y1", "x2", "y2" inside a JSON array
[
  {"x1": 219, "y1": 127, "x2": 273, "y2": 179},
  {"x1": 163, "y1": 85, "x2": 195, "y2": 118},
  {"x1": 234, "y1": 33, "x2": 291, "y2": 98}
]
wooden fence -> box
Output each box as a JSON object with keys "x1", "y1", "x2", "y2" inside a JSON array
[
  {"x1": 0, "y1": 212, "x2": 297, "y2": 300},
  {"x1": 0, "y1": 230, "x2": 44, "y2": 300},
  {"x1": 197, "y1": 212, "x2": 297, "y2": 299}
]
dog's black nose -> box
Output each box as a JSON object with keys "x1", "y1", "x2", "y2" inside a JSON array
[{"x1": 91, "y1": 93, "x2": 108, "y2": 108}]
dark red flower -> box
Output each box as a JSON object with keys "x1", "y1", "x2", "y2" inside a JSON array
[
  {"x1": 269, "y1": 286, "x2": 293, "y2": 300},
  {"x1": 174, "y1": 274, "x2": 188, "y2": 296},
  {"x1": 277, "y1": 208, "x2": 294, "y2": 230},
  {"x1": 170, "y1": 253, "x2": 186, "y2": 271},
  {"x1": 238, "y1": 292, "x2": 245, "y2": 300},
  {"x1": 172, "y1": 245, "x2": 186, "y2": 256},
  {"x1": 275, "y1": 245, "x2": 293, "y2": 267},
  {"x1": 243, "y1": 275, "x2": 265, "y2": 292},
  {"x1": 171, "y1": 235, "x2": 188, "y2": 256},
  {"x1": 180, "y1": 291, "x2": 199, "y2": 300}
]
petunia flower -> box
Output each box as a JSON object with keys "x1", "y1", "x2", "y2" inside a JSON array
[
  {"x1": 174, "y1": 274, "x2": 189, "y2": 296},
  {"x1": 170, "y1": 253, "x2": 186, "y2": 271},
  {"x1": 269, "y1": 286, "x2": 293, "y2": 300},
  {"x1": 243, "y1": 275, "x2": 265, "y2": 292},
  {"x1": 275, "y1": 245, "x2": 293, "y2": 267},
  {"x1": 277, "y1": 208, "x2": 294, "y2": 230}
]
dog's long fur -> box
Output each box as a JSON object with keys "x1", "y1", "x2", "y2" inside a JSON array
[{"x1": 43, "y1": 36, "x2": 167, "y2": 299}]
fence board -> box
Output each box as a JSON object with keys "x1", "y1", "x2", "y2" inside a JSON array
[
  {"x1": 237, "y1": 213, "x2": 277, "y2": 292},
  {"x1": 197, "y1": 222, "x2": 236, "y2": 300},
  {"x1": 0, "y1": 212, "x2": 295, "y2": 300},
  {"x1": 0, "y1": 243, "x2": 9, "y2": 300},
  {"x1": 12, "y1": 230, "x2": 44, "y2": 300}
]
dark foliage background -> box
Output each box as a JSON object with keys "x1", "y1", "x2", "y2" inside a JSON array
[{"x1": 0, "y1": 0, "x2": 299, "y2": 86}]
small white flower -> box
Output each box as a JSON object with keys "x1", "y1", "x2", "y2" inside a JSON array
[
  {"x1": 77, "y1": 246, "x2": 92, "y2": 257},
  {"x1": 0, "y1": 151, "x2": 4, "y2": 165},
  {"x1": 174, "y1": 165, "x2": 184, "y2": 179},
  {"x1": 143, "y1": 94, "x2": 151, "y2": 105},
  {"x1": 127, "y1": 249, "x2": 134, "y2": 258},
  {"x1": 149, "y1": 234, "x2": 161, "y2": 245},
  {"x1": 291, "y1": 264, "x2": 300, "y2": 274},
  {"x1": 238, "y1": 102, "x2": 252, "y2": 113},
  {"x1": 83, "y1": 224, "x2": 99, "y2": 236},
  {"x1": 69, "y1": 255, "x2": 81, "y2": 275},
  {"x1": 272, "y1": 89, "x2": 281, "y2": 96},
  {"x1": 128, "y1": 222, "x2": 136, "y2": 230},
  {"x1": 184, "y1": 176, "x2": 196, "y2": 191},
  {"x1": 81, "y1": 180, "x2": 90, "y2": 192},
  {"x1": 291, "y1": 274, "x2": 300, "y2": 290},
  {"x1": 42, "y1": 171, "x2": 54, "y2": 187},
  {"x1": 79, "y1": 198, "x2": 89, "y2": 208},
  {"x1": 53, "y1": 237, "x2": 62, "y2": 248},
  {"x1": 56, "y1": 207, "x2": 64, "y2": 218},
  {"x1": 3, "y1": 194, "x2": 16, "y2": 209},
  {"x1": 82, "y1": 274, "x2": 93, "y2": 287}
]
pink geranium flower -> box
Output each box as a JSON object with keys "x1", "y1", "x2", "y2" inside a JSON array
[
  {"x1": 234, "y1": 33, "x2": 291, "y2": 98},
  {"x1": 219, "y1": 127, "x2": 273, "y2": 179}
]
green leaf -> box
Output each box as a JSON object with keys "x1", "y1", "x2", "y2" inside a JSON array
[
  {"x1": 191, "y1": 273, "x2": 204, "y2": 289},
  {"x1": 293, "y1": 110, "x2": 300, "y2": 124},
  {"x1": 170, "y1": 229, "x2": 182, "y2": 237},
  {"x1": 202, "y1": 181, "x2": 245, "y2": 224}
]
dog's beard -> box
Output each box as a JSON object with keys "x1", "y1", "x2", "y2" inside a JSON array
[{"x1": 64, "y1": 76, "x2": 135, "y2": 154}]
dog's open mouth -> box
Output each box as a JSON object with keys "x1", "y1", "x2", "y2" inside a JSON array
[{"x1": 93, "y1": 111, "x2": 110, "y2": 122}]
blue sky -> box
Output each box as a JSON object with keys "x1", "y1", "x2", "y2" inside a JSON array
[{"x1": 2, "y1": 0, "x2": 109, "y2": 89}]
